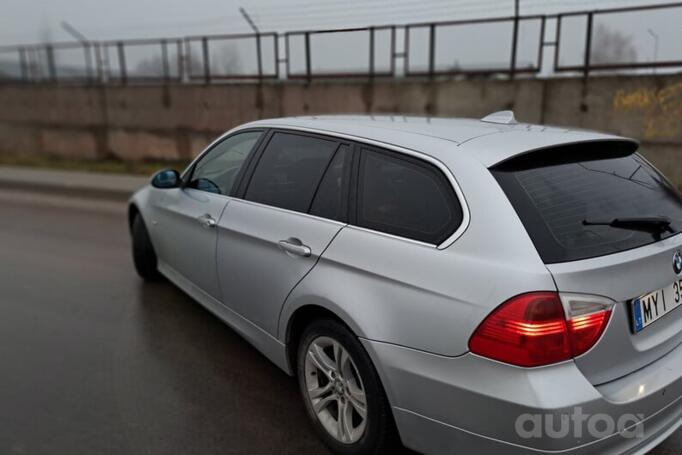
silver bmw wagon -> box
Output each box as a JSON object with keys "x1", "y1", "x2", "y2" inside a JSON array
[{"x1": 129, "y1": 114, "x2": 681, "y2": 454}]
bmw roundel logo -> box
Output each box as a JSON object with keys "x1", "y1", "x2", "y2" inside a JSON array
[{"x1": 674, "y1": 251, "x2": 682, "y2": 275}]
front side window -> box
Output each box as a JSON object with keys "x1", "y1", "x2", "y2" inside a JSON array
[
  {"x1": 245, "y1": 132, "x2": 340, "y2": 213},
  {"x1": 357, "y1": 148, "x2": 463, "y2": 244},
  {"x1": 188, "y1": 131, "x2": 262, "y2": 195}
]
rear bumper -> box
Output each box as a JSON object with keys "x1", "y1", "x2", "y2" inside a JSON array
[{"x1": 361, "y1": 339, "x2": 681, "y2": 455}]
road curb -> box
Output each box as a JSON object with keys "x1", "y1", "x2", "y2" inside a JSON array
[{"x1": 0, "y1": 178, "x2": 138, "y2": 202}]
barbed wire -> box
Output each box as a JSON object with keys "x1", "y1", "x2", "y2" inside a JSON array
[{"x1": 0, "y1": 0, "x2": 675, "y2": 45}]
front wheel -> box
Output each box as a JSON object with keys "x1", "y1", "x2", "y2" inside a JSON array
[
  {"x1": 296, "y1": 319, "x2": 399, "y2": 455},
  {"x1": 131, "y1": 214, "x2": 161, "y2": 281}
]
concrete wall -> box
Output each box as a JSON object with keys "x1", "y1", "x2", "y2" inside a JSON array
[{"x1": 0, "y1": 75, "x2": 680, "y2": 185}]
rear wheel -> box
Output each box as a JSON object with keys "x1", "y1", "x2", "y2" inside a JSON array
[
  {"x1": 296, "y1": 319, "x2": 399, "y2": 455},
  {"x1": 131, "y1": 214, "x2": 161, "y2": 281}
]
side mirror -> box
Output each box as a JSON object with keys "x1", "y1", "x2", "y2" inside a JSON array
[{"x1": 151, "y1": 169, "x2": 181, "y2": 189}]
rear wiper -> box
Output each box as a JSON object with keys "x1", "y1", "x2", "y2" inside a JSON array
[{"x1": 583, "y1": 216, "x2": 674, "y2": 238}]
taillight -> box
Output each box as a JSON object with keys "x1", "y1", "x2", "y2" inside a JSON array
[
  {"x1": 469, "y1": 292, "x2": 613, "y2": 367},
  {"x1": 561, "y1": 293, "x2": 614, "y2": 357}
]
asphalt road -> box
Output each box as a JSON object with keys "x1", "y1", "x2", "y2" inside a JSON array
[{"x1": 0, "y1": 189, "x2": 679, "y2": 455}]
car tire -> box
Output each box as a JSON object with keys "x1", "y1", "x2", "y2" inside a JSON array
[
  {"x1": 132, "y1": 214, "x2": 161, "y2": 281},
  {"x1": 296, "y1": 318, "x2": 399, "y2": 455}
]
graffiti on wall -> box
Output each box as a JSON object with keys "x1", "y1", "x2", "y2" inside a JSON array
[{"x1": 613, "y1": 82, "x2": 682, "y2": 140}]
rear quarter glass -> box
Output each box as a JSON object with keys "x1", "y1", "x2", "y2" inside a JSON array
[{"x1": 491, "y1": 141, "x2": 682, "y2": 264}]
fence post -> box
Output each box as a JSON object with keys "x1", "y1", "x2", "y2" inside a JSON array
[
  {"x1": 177, "y1": 40, "x2": 184, "y2": 82},
  {"x1": 583, "y1": 12, "x2": 594, "y2": 78},
  {"x1": 46, "y1": 44, "x2": 57, "y2": 82},
  {"x1": 390, "y1": 25, "x2": 396, "y2": 77},
  {"x1": 284, "y1": 34, "x2": 291, "y2": 79},
  {"x1": 117, "y1": 42, "x2": 127, "y2": 85},
  {"x1": 256, "y1": 33, "x2": 263, "y2": 81},
  {"x1": 536, "y1": 16, "x2": 546, "y2": 73},
  {"x1": 404, "y1": 26, "x2": 410, "y2": 76},
  {"x1": 19, "y1": 47, "x2": 28, "y2": 81},
  {"x1": 83, "y1": 43, "x2": 94, "y2": 83},
  {"x1": 202, "y1": 37, "x2": 210, "y2": 84},
  {"x1": 510, "y1": 10, "x2": 520, "y2": 78},
  {"x1": 274, "y1": 34, "x2": 281, "y2": 79},
  {"x1": 183, "y1": 39, "x2": 191, "y2": 83},
  {"x1": 305, "y1": 32, "x2": 312, "y2": 82},
  {"x1": 428, "y1": 24, "x2": 436, "y2": 78},
  {"x1": 553, "y1": 15, "x2": 562, "y2": 72},
  {"x1": 94, "y1": 43, "x2": 103, "y2": 84},
  {"x1": 161, "y1": 39, "x2": 170, "y2": 83},
  {"x1": 305, "y1": 32, "x2": 311, "y2": 82},
  {"x1": 369, "y1": 27, "x2": 375, "y2": 80}
]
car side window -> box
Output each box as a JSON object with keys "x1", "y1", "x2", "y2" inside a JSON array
[
  {"x1": 188, "y1": 131, "x2": 263, "y2": 195},
  {"x1": 357, "y1": 148, "x2": 463, "y2": 245},
  {"x1": 245, "y1": 132, "x2": 339, "y2": 213},
  {"x1": 309, "y1": 145, "x2": 352, "y2": 222}
]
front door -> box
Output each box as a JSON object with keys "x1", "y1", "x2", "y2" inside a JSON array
[
  {"x1": 153, "y1": 130, "x2": 264, "y2": 300},
  {"x1": 155, "y1": 188, "x2": 228, "y2": 299}
]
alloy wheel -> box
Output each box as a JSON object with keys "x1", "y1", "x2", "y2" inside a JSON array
[{"x1": 303, "y1": 336, "x2": 368, "y2": 444}]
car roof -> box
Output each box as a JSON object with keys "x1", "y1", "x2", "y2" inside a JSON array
[{"x1": 242, "y1": 115, "x2": 636, "y2": 167}]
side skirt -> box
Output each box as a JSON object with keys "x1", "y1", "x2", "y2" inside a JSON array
[{"x1": 157, "y1": 260, "x2": 293, "y2": 375}]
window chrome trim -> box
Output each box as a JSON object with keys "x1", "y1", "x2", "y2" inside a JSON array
[
  {"x1": 230, "y1": 197, "x2": 348, "y2": 228},
  {"x1": 225, "y1": 123, "x2": 471, "y2": 250},
  {"x1": 181, "y1": 186, "x2": 349, "y2": 229},
  {"x1": 345, "y1": 224, "x2": 438, "y2": 248}
]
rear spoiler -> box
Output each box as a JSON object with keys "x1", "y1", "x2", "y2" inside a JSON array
[{"x1": 492, "y1": 140, "x2": 640, "y2": 172}]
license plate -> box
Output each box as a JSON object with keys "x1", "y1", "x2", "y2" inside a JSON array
[{"x1": 632, "y1": 280, "x2": 682, "y2": 332}]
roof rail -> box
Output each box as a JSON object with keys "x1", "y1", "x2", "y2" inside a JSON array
[{"x1": 481, "y1": 110, "x2": 517, "y2": 125}]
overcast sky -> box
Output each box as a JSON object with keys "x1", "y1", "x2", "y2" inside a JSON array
[{"x1": 0, "y1": 0, "x2": 674, "y2": 45}]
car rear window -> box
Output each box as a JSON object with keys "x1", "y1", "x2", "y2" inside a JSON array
[{"x1": 492, "y1": 141, "x2": 682, "y2": 263}]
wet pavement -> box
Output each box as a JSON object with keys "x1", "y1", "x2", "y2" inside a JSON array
[
  {"x1": 0, "y1": 189, "x2": 678, "y2": 454},
  {"x1": 0, "y1": 190, "x2": 327, "y2": 455}
]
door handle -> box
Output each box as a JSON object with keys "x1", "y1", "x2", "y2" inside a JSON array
[
  {"x1": 197, "y1": 214, "x2": 216, "y2": 229},
  {"x1": 278, "y1": 238, "x2": 312, "y2": 257}
]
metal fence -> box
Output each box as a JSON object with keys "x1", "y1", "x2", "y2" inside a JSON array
[{"x1": 1, "y1": 2, "x2": 681, "y2": 85}]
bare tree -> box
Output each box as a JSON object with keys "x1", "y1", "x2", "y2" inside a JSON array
[
  {"x1": 38, "y1": 21, "x2": 53, "y2": 44},
  {"x1": 187, "y1": 52, "x2": 204, "y2": 76},
  {"x1": 212, "y1": 43, "x2": 242, "y2": 75},
  {"x1": 135, "y1": 55, "x2": 166, "y2": 77},
  {"x1": 184, "y1": 43, "x2": 241, "y2": 78},
  {"x1": 591, "y1": 24, "x2": 637, "y2": 64},
  {"x1": 28, "y1": 22, "x2": 54, "y2": 79}
]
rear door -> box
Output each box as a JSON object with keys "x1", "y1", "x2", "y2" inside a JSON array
[
  {"x1": 216, "y1": 131, "x2": 353, "y2": 335},
  {"x1": 492, "y1": 141, "x2": 682, "y2": 384}
]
